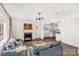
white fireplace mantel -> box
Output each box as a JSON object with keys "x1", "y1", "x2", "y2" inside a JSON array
[{"x1": 24, "y1": 30, "x2": 33, "y2": 33}]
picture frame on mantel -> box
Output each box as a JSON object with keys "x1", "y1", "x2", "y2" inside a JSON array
[{"x1": 24, "y1": 23, "x2": 32, "y2": 30}]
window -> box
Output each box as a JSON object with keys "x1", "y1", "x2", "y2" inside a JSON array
[
  {"x1": 0, "y1": 22, "x2": 4, "y2": 41},
  {"x1": 0, "y1": 17, "x2": 4, "y2": 41}
]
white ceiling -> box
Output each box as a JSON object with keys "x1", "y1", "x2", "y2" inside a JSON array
[{"x1": 3, "y1": 3, "x2": 79, "y2": 21}]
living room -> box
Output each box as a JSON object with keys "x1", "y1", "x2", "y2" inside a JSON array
[{"x1": 0, "y1": 3, "x2": 79, "y2": 56}]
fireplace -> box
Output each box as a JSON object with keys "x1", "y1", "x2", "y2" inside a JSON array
[{"x1": 24, "y1": 32, "x2": 32, "y2": 41}]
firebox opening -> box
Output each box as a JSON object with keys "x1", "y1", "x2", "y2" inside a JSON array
[{"x1": 24, "y1": 32, "x2": 32, "y2": 41}]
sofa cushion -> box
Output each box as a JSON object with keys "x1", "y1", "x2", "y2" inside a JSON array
[
  {"x1": 3, "y1": 38, "x2": 15, "y2": 50},
  {"x1": 4, "y1": 42, "x2": 15, "y2": 50},
  {"x1": 34, "y1": 44, "x2": 51, "y2": 55}
]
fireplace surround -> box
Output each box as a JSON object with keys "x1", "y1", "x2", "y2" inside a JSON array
[{"x1": 24, "y1": 32, "x2": 32, "y2": 41}]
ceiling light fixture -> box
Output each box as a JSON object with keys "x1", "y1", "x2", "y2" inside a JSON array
[{"x1": 35, "y1": 12, "x2": 44, "y2": 21}]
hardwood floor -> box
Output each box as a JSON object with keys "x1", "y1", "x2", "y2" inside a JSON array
[
  {"x1": 62, "y1": 43, "x2": 78, "y2": 56},
  {"x1": 24, "y1": 37, "x2": 56, "y2": 47},
  {"x1": 23, "y1": 37, "x2": 78, "y2": 56}
]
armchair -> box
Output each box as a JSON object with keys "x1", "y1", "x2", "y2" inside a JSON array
[{"x1": 1, "y1": 38, "x2": 24, "y2": 56}]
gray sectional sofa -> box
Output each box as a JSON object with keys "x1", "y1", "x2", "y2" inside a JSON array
[{"x1": 28, "y1": 41, "x2": 63, "y2": 56}]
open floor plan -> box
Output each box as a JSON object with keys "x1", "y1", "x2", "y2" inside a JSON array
[{"x1": 0, "y1": 3, "x2": 79, "y2": 56}]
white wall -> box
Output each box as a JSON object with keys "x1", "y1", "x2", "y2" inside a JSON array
[
  {"x1": 12, "y1": 19, "x2": 45, "y2": 40},
  {"x1": 12, "y1": 19, "x2": 23, "y2": 40},
  {"x1": 0, "y1": 5, "x2": 9, "y2": 55},
  {"x1": 56, "y1": 13, "x2": 79, "y2": 53}
]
